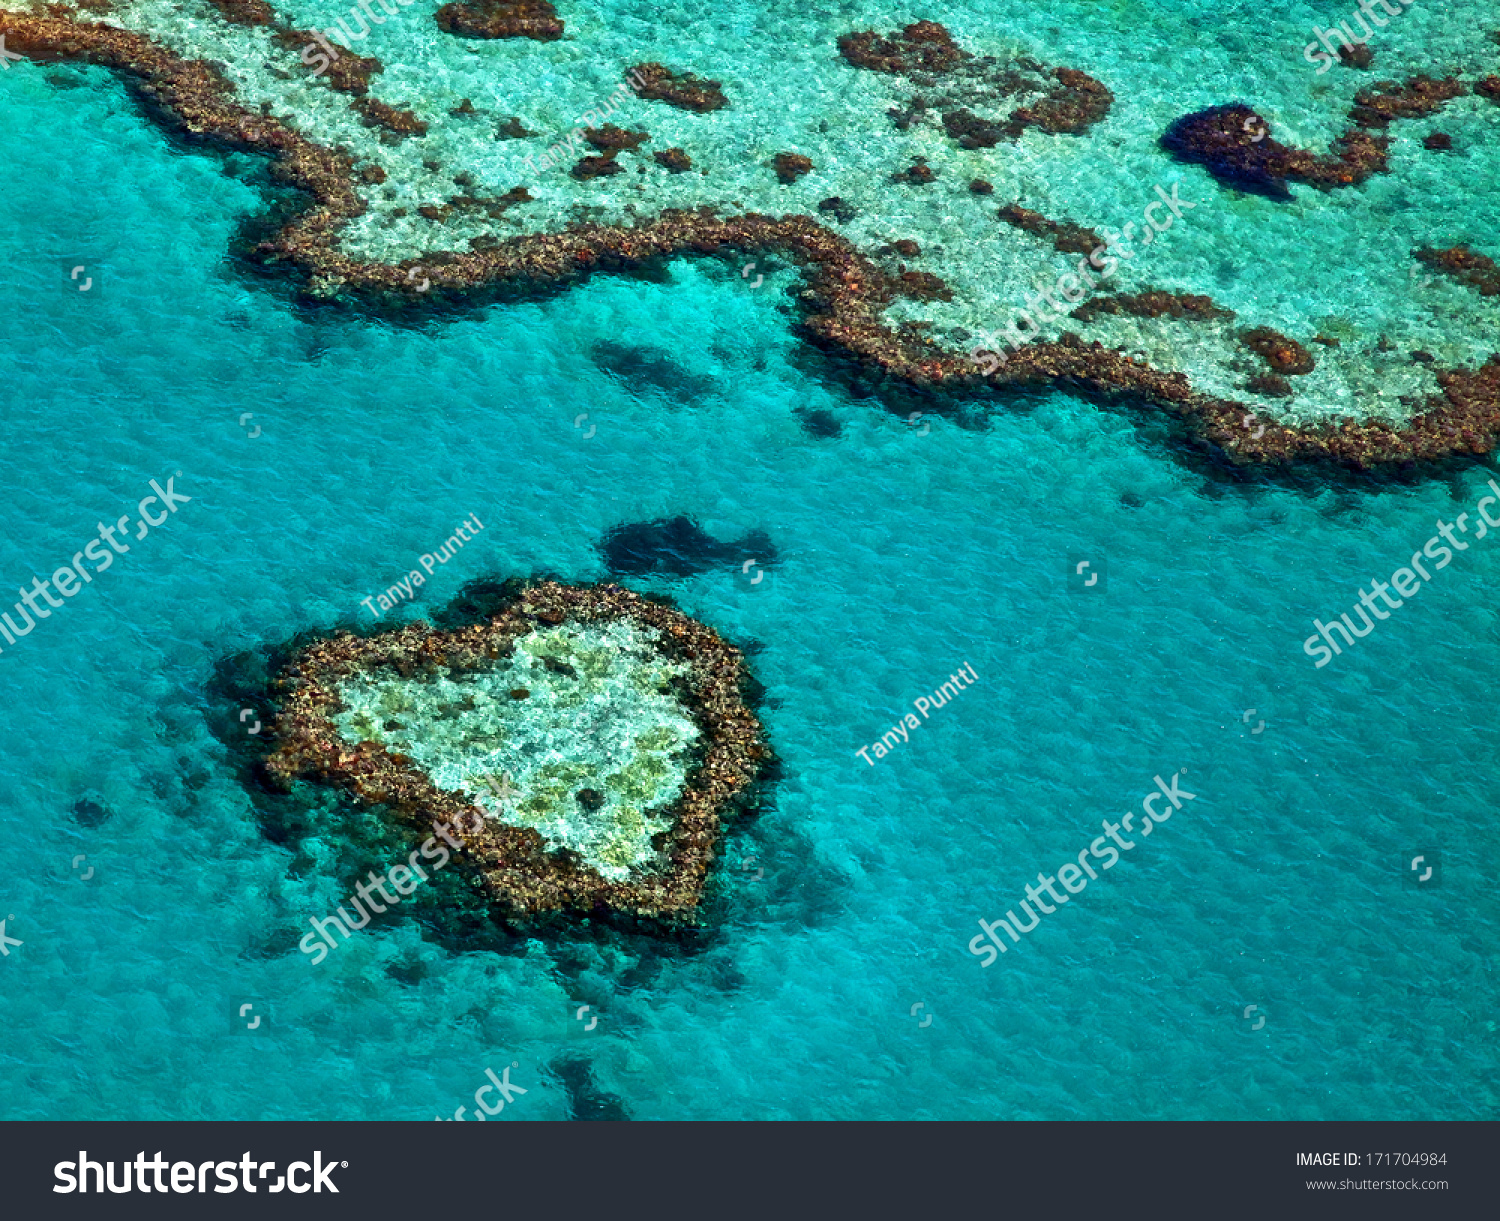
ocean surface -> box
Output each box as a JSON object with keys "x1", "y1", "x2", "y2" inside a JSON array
[{"x1": 0, "y1": 0, "x2": 1497, "y2": 1121}]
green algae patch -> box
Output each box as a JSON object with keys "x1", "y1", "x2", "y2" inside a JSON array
[{"x1": 264, "y1": 581, "x2": 768, "y2": 920}]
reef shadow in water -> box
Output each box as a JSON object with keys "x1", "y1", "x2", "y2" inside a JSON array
[
  {"x1": 590, "y1": 340, "x2": 719, "y2": 404},
  {"x1": 548, "y1": 1054, "x2": 631, "y2": 1121},
  {"x1": 599, "y1": 515, "x2": 777, "y2": 578}
]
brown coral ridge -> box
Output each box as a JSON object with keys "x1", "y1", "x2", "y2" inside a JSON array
[
  {"x1": 997, "y1": 203, "x2": 1103, "y2": 257},
  {"x1": 271, "y1": 29, "x2": 381, "y2": 95},
  {"x1": 1070, "y1": 291, "x2": 1233, "y2": 323},
  {"x1": 1160, "y1": 103, "x2": 1386, "y2": 200},
  {"x1": 7, "y1": 8, "x2": 1497, "y2": 472},
  {"x1": 434, "y1": 0, "x2": 563, "y2": 41},
  {"x1": 262, "y1": 581, "x2": 769, "y2": 922},
  {"x1": 841, "y1": 20, "x2": 1112, "y2": 143},
  {"x1": 1416, "y1": 245, "x2": 1500, "y2": 296},
  {"x1": 630, "y1": 62, "x2": 728, "y2": 113}
]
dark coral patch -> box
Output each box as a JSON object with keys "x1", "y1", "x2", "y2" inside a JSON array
[
  {"x1": 818, "y1": 196, "x2": 857, "y2": 222},
  {"x1": 1071, "y1": 291, "x2": 1233, "y2": 323},
  {"x1": 1161, "y1": 103, "x2": 1386, "y2": 199},
  {"x1": 653, "y1": 147, "x2": 692, "y2": 173},
  {"x1": 207, "y1": 0, "x2": 273, "y2": 27},
  {"x1": 1350, "y1": 75, "x2": 1466, "y2": 127},
  {"x1": 434, "y1": 0, "x2": 563, "y2": 40},
  {"x1": 572, "y1": 152, "x2": 624, "y2": 179},
  {"x1": 585, "y1": 124, "x2": 649, "y2": 153},
  {"x1": 272, "y1": 29, "x2": 382, "y2": 95},
  {"x1": 1415, "y1": 246, "x2": 1500, "y2": 296},
  {"x1": 496, "y1": 115, "x2": 533, "y2": 138},
  {"x1": 892, "y1": 157, "x2": 936, "y2": 185},
  {"x1": 351, "y1": 96, "x2": 428, "y2": 137},
  {"x1": 630, "y1": 63, "x2": 728, "y2": 112},
  {"x1": 893, "y1": 270, "x2": 951, "y2": 302},
  {"x1": 1337, "y1": 42, "x2": 1374, "y2": 69},
  {"x1": 1014, "y1": 67, "x2": 1113, "y2": 136},
  {"x1": 1246, "y1": 373, "x2": 1294, "y2": 398},
  {"x1": 773, "y1": 152, "x2": 813, "y2": 184},
  {"x1": 1241, "y1": 327, "x2": 1316, "y2": 376},
  {"x1": 842, "y1": 21, "x2": 1110, "y2": 143},
  {"x1": 797, "y1": 407, "x2": 842, "y2": 438},
  {"x1": 837, "y1": 20, "x2": 964, "y2": 75}
]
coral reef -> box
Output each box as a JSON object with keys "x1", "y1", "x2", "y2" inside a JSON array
[
  {"x1": 270, "y1": 29, "x2": 381, "y2": 95},
  {"x1": 773, "y1": 152, "x2": 812, "y2": 184},
  {"x1": 584, "y1": 124, "x2": 649, "y2": 153},
  {"x1": 1349, "y1": 75, "x2": 1466, "y2": 127},
  {"x1": 1416, "y1": 246, "x2": 1500, "y2": 296},
  {"x1": 263, "y1": 581, "x2": 769, "y2": 920},
  {"x1": 599, "y1": 516, "x2": 775, "y2": 578},
  {"x1": 630, "y1": 62, "x2": 728, "y2": 112},
  {"x1": 434, "y1": 0, "x2": 563, "y2": 41},
  {"x1": 1160, "y1": 104, "x2": 1387, "y2": 199},
  {"x1": 352, "y1": 96, "x2": 429, "y2": 138},
  {"x1": 653, "y1": 147, "x2": 692, "y2": 173},
  {"x1": 996, "y1": 203, "x2": 1103, "y2": 256},
  {"x1": 1070, "y1": 291, "x2": 1232, "y2": 323},
  {"x1": 3, "y1": 7, "x2": 1497, "y2": 471},
  {"x1": 1241, "y1": 327, "x2": 1317, "y2": 376},
  {"x1": 840, "y1": 21, "x2": 1112, "y2": 144},
  {"x1": 206, "y1": 0, "x2": 272, "y2": 27}
]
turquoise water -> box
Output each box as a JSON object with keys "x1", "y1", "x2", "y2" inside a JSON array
[{"x1": 0, "y1": 0, "x2": 1497, "y2": 1120}]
